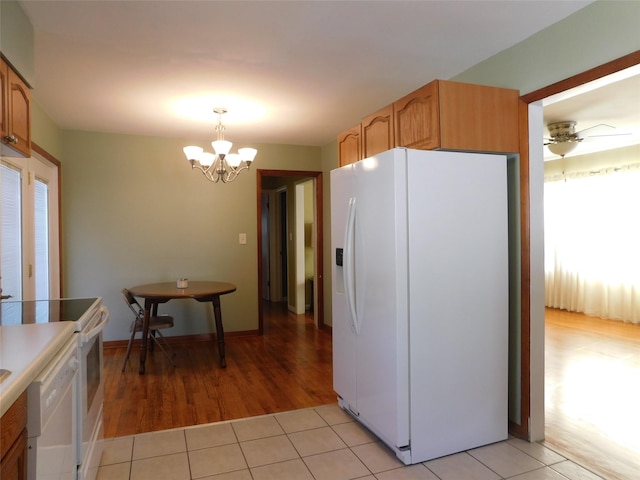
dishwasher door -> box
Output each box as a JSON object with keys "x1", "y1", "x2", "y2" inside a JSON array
[{"x1": 27, "y1": 336, "x2": 79, "y2": 480}]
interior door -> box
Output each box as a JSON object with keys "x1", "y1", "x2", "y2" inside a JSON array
[{"x1": 0, "y1": 154, "x2": 59, "y2": 300}]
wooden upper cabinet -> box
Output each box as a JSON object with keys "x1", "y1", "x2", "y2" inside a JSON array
[
  {"x1": 1, "y1": 57, "x2": 31, "y2": 158},
  {"x1": 337, "y1": 79, "x2": 519, "y2": 166},
  {"x1": 361, "y1": 104, "x2": 395, "y2": 159},
  {"x1": 437, "y1": 80, "x2": 519, "y2": 153},
  {"x1": 337, "y1": 124, "x2": 361, "y2": 167},
  {"x1": 394, "y1": 81, "x2": 440, "y2": 150},
  {"x1": 395, "y1": 80, "x2": 519, "y2": 153}
]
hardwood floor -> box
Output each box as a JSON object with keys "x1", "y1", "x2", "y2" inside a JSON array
[
  {"x1": 544, "y1": 308, "x2": 640, "y2": 480},
  {"x1": 102, "y1": 301, "x2": 335, "y2": 438}
]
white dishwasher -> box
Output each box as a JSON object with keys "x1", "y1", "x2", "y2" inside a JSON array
[{"x1": 27, "y1": 335, "x2": 79, "y2": 480}]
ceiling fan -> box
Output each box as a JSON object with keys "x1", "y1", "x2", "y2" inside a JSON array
[{"x1": 544, "y1": 121, "x2": 628, "y2": 157}]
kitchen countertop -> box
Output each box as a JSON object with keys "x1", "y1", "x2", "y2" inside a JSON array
[{"x1": 0, "y1": 322, "x2": 76, "y2": 417}]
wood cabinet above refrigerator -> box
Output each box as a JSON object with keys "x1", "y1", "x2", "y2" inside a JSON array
[
  {"x1": 337, "y1": 79, "x2": 520, "y2": 166},
  {"x1": 337, "y1": 124, "x2": 362, "y2": 167},
  {"x1": 361, "y1": 104, "x2": 395, "y2": 160}
]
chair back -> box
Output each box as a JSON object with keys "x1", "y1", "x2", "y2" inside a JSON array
[{"x1": 122, "y1": 288, "x2": 144, "y2": 320}]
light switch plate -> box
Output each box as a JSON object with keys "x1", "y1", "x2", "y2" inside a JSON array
[{"x1": 239, "y1": 233, "x2": 247, "y2": 245}]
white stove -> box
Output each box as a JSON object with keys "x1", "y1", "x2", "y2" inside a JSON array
[{"x1": 1, "y1": 297, "x2": 109, "y2": 480}]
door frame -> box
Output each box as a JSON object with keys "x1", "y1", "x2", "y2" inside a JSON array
[
  {"x1": 516, "y1": 49, "x2": 640, "y2": 440},
  {"x1": 256, "y1": 169, "x2": 324, "y2": 334}
]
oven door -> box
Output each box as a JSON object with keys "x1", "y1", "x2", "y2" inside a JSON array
[
  {"x1": 27, "y1": 336, "x2": 79, "y2": 480},
  {"x1": 77, "y1": 305, "x2": 109, "y2": 480}
]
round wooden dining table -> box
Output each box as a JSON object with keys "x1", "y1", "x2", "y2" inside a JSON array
[{"x1": 128, "y1": 281, "x2": 236, "y2": 374}]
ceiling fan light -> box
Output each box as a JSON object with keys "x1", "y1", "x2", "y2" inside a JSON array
[{"x1": 548, "y1": 141, "x2": 578, "y2": 157}]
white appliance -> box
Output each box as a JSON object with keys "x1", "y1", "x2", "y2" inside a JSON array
[
  {"x1": 2, "y1": 297, "x2": 108, "y2": 480},
  {"x1": 76, "y1": 301, "x2": 108, "y2": 480},
  {"x1": 330, "y1": 148, "x2": 509, "y2": 464},
  {"x1": 27, "y1": 336, "x2": 79, "y2": 480}
]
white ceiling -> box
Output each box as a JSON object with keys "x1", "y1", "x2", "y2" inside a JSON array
[{"x1": 17, "y1": 0, "x2": 627, "y2": 152}]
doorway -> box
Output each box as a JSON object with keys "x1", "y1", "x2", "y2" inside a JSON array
[
  {"x1": 520, "y1": 51, "x2": 640, "y2": 444},
  {"x1": 256, "y1": 169, "x2": 324, "y2": 334},
  {"x1": 1, "y1": 150, "x2": 60, "y2": 300}
]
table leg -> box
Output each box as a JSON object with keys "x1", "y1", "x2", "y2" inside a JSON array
[
  {"x1": 139, "y1": 299, "x2": 152, "y2": 374},
  {"x1": 149, "y1": 303, "x2": 159, "y2": 352},
  {"x1": 212, "y1": 296, "x2": 226, "y2": 367}
]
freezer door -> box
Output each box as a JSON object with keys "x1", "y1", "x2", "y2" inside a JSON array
[
  {"x1": 331, "y1": 164, "x2": 358, "y2": 412},
  {"x1": 332, "y1": 149, "x2": 411, "y2": 450}
]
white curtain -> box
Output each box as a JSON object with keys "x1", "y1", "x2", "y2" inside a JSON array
[{"x1": 544, "y1": 164, "x2": 640, "y2": 324}]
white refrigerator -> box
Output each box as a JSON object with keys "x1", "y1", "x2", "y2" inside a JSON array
[{"x1": 331, "y1": 148, "x2": 509, "y2": 464}]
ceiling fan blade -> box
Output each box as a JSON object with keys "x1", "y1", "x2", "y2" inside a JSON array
[
  {"x1": 585, "y1": 132, "x2": 632, "y2": 138},
  {"x1": 575, "y1": 123, "x2": 615, "y2": 136}
]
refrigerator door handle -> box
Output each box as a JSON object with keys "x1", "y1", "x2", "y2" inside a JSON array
[{"x1": 344, "y1": 197, "x2": 359, "y2": 334}]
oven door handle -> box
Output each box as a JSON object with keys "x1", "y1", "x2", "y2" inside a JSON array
[{"x1": 79, "y1": 306, "x2": 109, "y2": 346}]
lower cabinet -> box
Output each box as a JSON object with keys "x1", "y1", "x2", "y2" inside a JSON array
[{"x1": 0, "y1": 392, "x2": 28, "y2": 480}]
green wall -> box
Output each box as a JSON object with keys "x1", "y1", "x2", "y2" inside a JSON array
[
  {"x1": 31, "y1": 101, "x2": 63, "y2": 158},
  {"x1": 453, "y1": 0, "x2": 640, "y2": 91},
  {"x1": 0, "y1": 0, "x2": 34, "y2": 84},
  {"x1": 60, "y1": 130, "x2": 322, "y2": 341}
]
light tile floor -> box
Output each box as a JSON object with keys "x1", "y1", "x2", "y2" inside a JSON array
[{"x1": 98, "y1": 404, "x2": 605, "y2": 480}]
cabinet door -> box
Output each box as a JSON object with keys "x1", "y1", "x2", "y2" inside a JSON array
[
  {"x1": 361, "y1": 104, "x2": 394, "y2": 158},
  {"x1": 0, "y1": 59, "x2": 8, "y2": 143},
  {"x1": 0, "y1": 428, "x2": 27, "y2": 480},
  {"x1": 1, "y1": 392, "x2": 28, "y2": 480},
  {"x1": 7, "y1": 67, "x2": 31, "y2": 157},
  {"x1": 394, "y1": 81, "x2": 440, "y2": 150},
  {"x1": 337, "y1": 124, "x2": 361, "y2": 167}
]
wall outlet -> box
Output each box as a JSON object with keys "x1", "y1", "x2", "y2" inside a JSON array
[{"x1": 239, "y1": 233, "x2": 247, "y2": 245}]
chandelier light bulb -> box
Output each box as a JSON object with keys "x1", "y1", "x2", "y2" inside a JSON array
[
  {"x1": 183, "y1": 145, "x2": 203, "y2": 161},
  {"x1": 239, "y1": 148, "x2": 257, "y2": 163},
  {"x1": 212, "y1": 140, "x2": 232, "y2": 157},
  {"x1": 226, "y1": 153, "x2": 241, "y2": 167},
  {"x1": 199, "y1": 152, "x2": 216, "y2": 167}
]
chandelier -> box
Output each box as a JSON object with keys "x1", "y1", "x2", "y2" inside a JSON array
[{"x1": 183, "y1": 108, "x2": 257, "y2": 183}]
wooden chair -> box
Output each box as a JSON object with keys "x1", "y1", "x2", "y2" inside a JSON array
[{"x1": 121, "y1": 288, "x2": 175, "y2": 371}]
